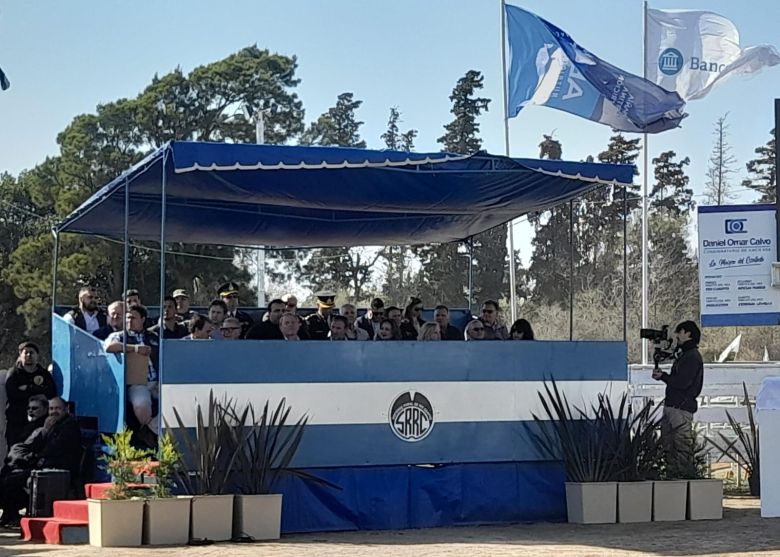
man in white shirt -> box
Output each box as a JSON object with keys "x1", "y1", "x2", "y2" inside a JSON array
[{"x1": 63, "y1": 286, "x2": 107, "y2": 334}]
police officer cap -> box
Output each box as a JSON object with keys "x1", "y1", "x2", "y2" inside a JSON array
[
  {"x1": 315, "y1": 290, "x2": 336, "y2": 308},
  {"x1": 218, "y1": 282, "x2": 240, "y2": 297},
  {"x1": 172, "y1": 288, "x2": 189, "y2": 299}
]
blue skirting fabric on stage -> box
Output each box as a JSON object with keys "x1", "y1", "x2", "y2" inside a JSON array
[{"x1": 278, "y1": 461, "x2": 566, "y2": 533}]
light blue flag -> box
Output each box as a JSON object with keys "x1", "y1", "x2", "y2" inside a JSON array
[
  {"x1": 505, "y1": 4, "x2": 687, "y2": 133},
  {"x1": 0, "y1": 66, "x2": 9, "y2": 91}
]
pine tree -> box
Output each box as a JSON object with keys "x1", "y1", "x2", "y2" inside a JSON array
[
  {"x1": 650, "y1": 151, "x2": 693, "y2": 216},
  {"x1": 703, "y1": 114, "x2": 738, "y2": 205},
  {"x1": 437, "y1": 70, "x2": 490, "y2": 154},
  {"x1": 300, "y1": 92, "x2": 366, "y2": 147},
  {"x1": 526, "y1": 134, "x2": 576, "y2": 305},
  {"x1": 742, "y1": 128, "x2": 776, "y2": 202},
  {"x1": 414, "y1": 70, "x2": 492, "y2": 308},
  {"x1": 381, "y1": 107, "x2": 418, "y2": 152}
]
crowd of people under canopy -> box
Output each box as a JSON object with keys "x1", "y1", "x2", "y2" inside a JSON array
[{"x1": 0, "y1": 282, "x2": 537, "y2": 517}]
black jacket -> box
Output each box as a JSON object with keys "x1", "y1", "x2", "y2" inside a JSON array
[
  {"x1": 355, "y1": 314, "x2": 378, "y2": 340},
  {"x1": 245, "y1": 320, "x2": 284, "y2": 340},
  {"x1": 441, "y1": 324, "x2": 463, "y2": 341},
  {"x1": 6, "y1": 415, "x2": 82, "y2": 475},
  {"x1": 5, "y1": 365, "x2": 57, "y2": 440},
  {"x1": 662, "y1": 340, "x2": 704, "y2": 413},
  {"x1": 67, "y1": 307, "x2": 107, "y2": 332}
]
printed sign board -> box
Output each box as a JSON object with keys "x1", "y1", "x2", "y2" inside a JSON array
[{"x1": 698, "y1": 204, "x2": 780, "y2": 326}]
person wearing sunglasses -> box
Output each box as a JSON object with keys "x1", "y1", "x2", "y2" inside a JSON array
[
  {"x1": 464, "y1": 319, "x2": 487, "y2": 341},
  {"x1": 355, "y1": 297, "x2": 385, "y2": 340},
  {"x1": 479, "y1": 300, "x2": 509, "y2": 340},
  {"x1": 400, "y1": 297, "x2": 425, "y2": 341}
]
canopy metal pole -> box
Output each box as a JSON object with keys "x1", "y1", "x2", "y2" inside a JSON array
[
  {"x1": 569, "y1": 200, "x2": 574, "y2": 341},
  {"x1": 468, "y1": 237, "x2": 475, "y2": 314},
  {"x1": 123, "y1": 176, "x2": 130, "y2": 305},
  {"x1": 500, "y1": 0, "x2": 517, "y2": 324},
  {"x1": 641, "y1": 0, "x2": 649, "y2": 364},
  {"x1": 255, "y1": 113, "x2": 266, "y2": 309},
  {"x1": 51, "y1": 230, "x2": 59, "y2": 311},
  {"x1": 623, "y1": 184, "x2": 628, "y2": 343},
  {"x1": 156, "y1": 150, "x2": 168, "y2": 437}
]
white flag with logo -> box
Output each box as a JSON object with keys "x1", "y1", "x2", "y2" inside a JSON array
[{"x1": 646, "y1": 9, "x2": 780, "y2": 100}]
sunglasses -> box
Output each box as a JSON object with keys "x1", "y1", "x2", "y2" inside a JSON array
[
  {"x1": 482, "y1": 309, "x2": 495, "y2": 313},
  {"x1": 221, "y1": 327, "x2": 241, "y2": 331},
  {"x1": 224, "y1": 294, "x2": 239, "y2": 299},
  {"x1": 471, "y1": 327, "x2": 485, "y2": 332}
]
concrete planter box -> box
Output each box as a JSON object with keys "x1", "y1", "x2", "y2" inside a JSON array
[
  {"x1": 565, "y1": 482, "x2": 617, "y2": 524},
  {"x1": 88, "y1": 498, "x2": 145, "y2": 547},
  {"x1": 687, "y1": 479, "x2": 723, "y2": 520},
  {"x1": 232, "y1": 494, "x2": 283, "y2": 541},
  {"x1": 652, "y1": 480, "x2": 687, "y2": 521},
  {"x1": 617, "y1": 481, "x2": 653, "y2": 523},
  {"x1": 143, "y1": 497, "x2": 191, "y2": 545},
  {"x1": 190, "y1": 494, "x2": 234, "y2": 542}
]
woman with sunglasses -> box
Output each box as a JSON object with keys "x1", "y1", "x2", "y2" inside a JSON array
[
  {"x1": 464, "y1": 319, "x2": 487, "y2": 341},
  {"x1": 400, "y1": 297, "x2": 425, "y2": 340},
  {"x1": 509, "y1": 318, "x2": 535, "y2": 340}
]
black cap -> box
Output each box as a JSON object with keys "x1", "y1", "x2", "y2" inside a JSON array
[
  {"x1": 18, "y1": 341, "x2": 39, "y2": 354},
  {"x1": 371, "y1": 298, "x2": 385, "y2": 309},
  {"x1": 218, "y1": 282, "x2": 240, "y2": 297}
]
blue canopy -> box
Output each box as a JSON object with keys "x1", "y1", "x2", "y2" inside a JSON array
[{"x1": 55, "y1": 141, "x2": 635, "y2": 248}]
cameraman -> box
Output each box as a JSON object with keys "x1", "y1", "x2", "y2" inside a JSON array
[{"x1": 652, "y1": 320, "x2": 704, "y2": 454}]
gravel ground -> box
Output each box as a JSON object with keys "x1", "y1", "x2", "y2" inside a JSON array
[{"x1": 0, "y1": 497, "x2": 776, "y2": 557}]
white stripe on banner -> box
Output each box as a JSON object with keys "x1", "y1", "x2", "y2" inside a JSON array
[{"x1": 162, "y1": 380, "x2": 627, "y2": 427}]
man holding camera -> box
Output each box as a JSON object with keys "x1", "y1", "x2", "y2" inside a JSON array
[{"x1": 652, "y1": 320, "x2": 704, "y2": 454}]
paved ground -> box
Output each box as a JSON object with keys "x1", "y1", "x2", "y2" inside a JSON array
[{"x1": 0, "y1": 497, "x2": 777, "y2": 557}]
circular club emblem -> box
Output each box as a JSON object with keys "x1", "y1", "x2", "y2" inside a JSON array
[
  {"x1": 658, "y1": 48, "x2": 684, "y2": 76},
  {"x1": 389, "y1": 391, "x2": 434, "y2": 442}
]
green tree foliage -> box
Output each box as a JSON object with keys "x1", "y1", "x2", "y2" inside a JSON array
[
  {"x1": 703, "y1": 114, "x2": 738, "y2": 205},
  {"x1": 414, "y1": 70, "x2": 494, "y2": 308},
  {"x1": 650, "y1": 151, "x2": 693, "y2": 216},
  {"x1": 381, "y1": 107, "x2": 417, "y2": 152},
  {"x1": 742, "y1": 128, "x2": 776, "y2": 202},
  {"x1": 297, "y1": 248, "x2": 381, "y2": 302},
  {"x1": 526, "y1": 135, "x2": 576, "y2": 305},
  {"x1": 300, "y1": 92, "x2": 366, "y2": 147},
  {"x1": 3, "y1": 47, "x2": 304, "y2": 349}
]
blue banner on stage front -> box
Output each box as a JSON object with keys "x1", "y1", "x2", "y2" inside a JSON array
[{"x1": 504, "y1": 4, "x2": 687, "y2": 133}]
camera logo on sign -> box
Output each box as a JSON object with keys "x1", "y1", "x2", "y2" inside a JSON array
[
  {"x1": 725, "y1": 219, "x2": 747, "y2": 234},
  {"x1": 659, "y1": 48, "x2": 684, "y2": 76},
  {"x1": 389, "y1": 391, "x2": 434, "y2": 442}
]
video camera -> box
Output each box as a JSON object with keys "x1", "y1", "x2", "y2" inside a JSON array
[{"x1": 639, "y1": 325, "x2": 677, "y2": 371}]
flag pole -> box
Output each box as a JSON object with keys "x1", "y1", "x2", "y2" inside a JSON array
[
  {"x1": 501, "y1": 0, "x2": 518, "y2": 324},
  {"x1": 641, "y1": 0, "x2": 650, "y2": 365}
]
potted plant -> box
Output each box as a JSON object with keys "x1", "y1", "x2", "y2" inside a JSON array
[
  {"x1": 88, "y1": 429, "x2": 151, "y2": 547},
  {"x1": 169, "y1": 391, "x2": 247, "y2": 543},
  {"x1": 707, "y1": 382, "x2": 759, "y2": 496},
  {"x1": 669, "y1": 432, "x2": 722, "y2": 521},
  {"x1": 652, "y1": 427, "x2": 705, "y2": 522},
  {"x1": 532, "y1": 381, "x2": 623, "y2": 524},
  {"x1": 142, "y1": 432, "x2": 192, "y2": 545},
  {"x1": 615, "y1": 399, "x2": 663, "y2": 523},
  {"x1": 228, "y1": 398, "x2": 317, "y2": 541}
]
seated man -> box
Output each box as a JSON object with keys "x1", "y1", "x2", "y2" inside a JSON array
[
  {"x1": 341, "y1": 304, "x2": 369, "y2": 340},
  {"x1": 219, "y1": 317, "x2": 243, "y2": 340},
  {"x1": 245, "y1": 299, "x2": 285, "y2": 340},
  {"x1": 434, "y1": 305, "x2": 462, "y2": 341},
  {"x1": 329, "y1": 315, "x2": 350, "y2": 341},
  {"x1": 63, "y1": 286, "x2": 107, "y2": 335},
  {"x1": 17, "y1": 395, "x2": 48, "y2": 444},
  {"x1": 279, "y1": 313, "x2": 302, "y2": 341},
  {"x1": 93, "y1": 301, "x2": 125, "y2": 341},
  {"x1": 148, "y1": 296, "x2": 188, "y2": 339},
  {"x1": 103, "y1": 304, "x2": 159, "y2": 449},
  {"x1": 183, "y1": 314, "x2": 214, "y2": 340},
  {"x1": 0, "y1": 397, "x2": 81, "y2": 527}
]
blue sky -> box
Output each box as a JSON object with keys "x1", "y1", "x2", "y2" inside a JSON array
[{"x1": 1, "y1": 0, "x2": 779, "y2": 261}]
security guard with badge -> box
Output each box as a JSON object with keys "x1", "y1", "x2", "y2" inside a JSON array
[
  {"x1": 218, "y1": 281, "x2": 254, "y2": 338},
  {"x1": 305, "y1": 290, "x2": 336, "y2": 340}
]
